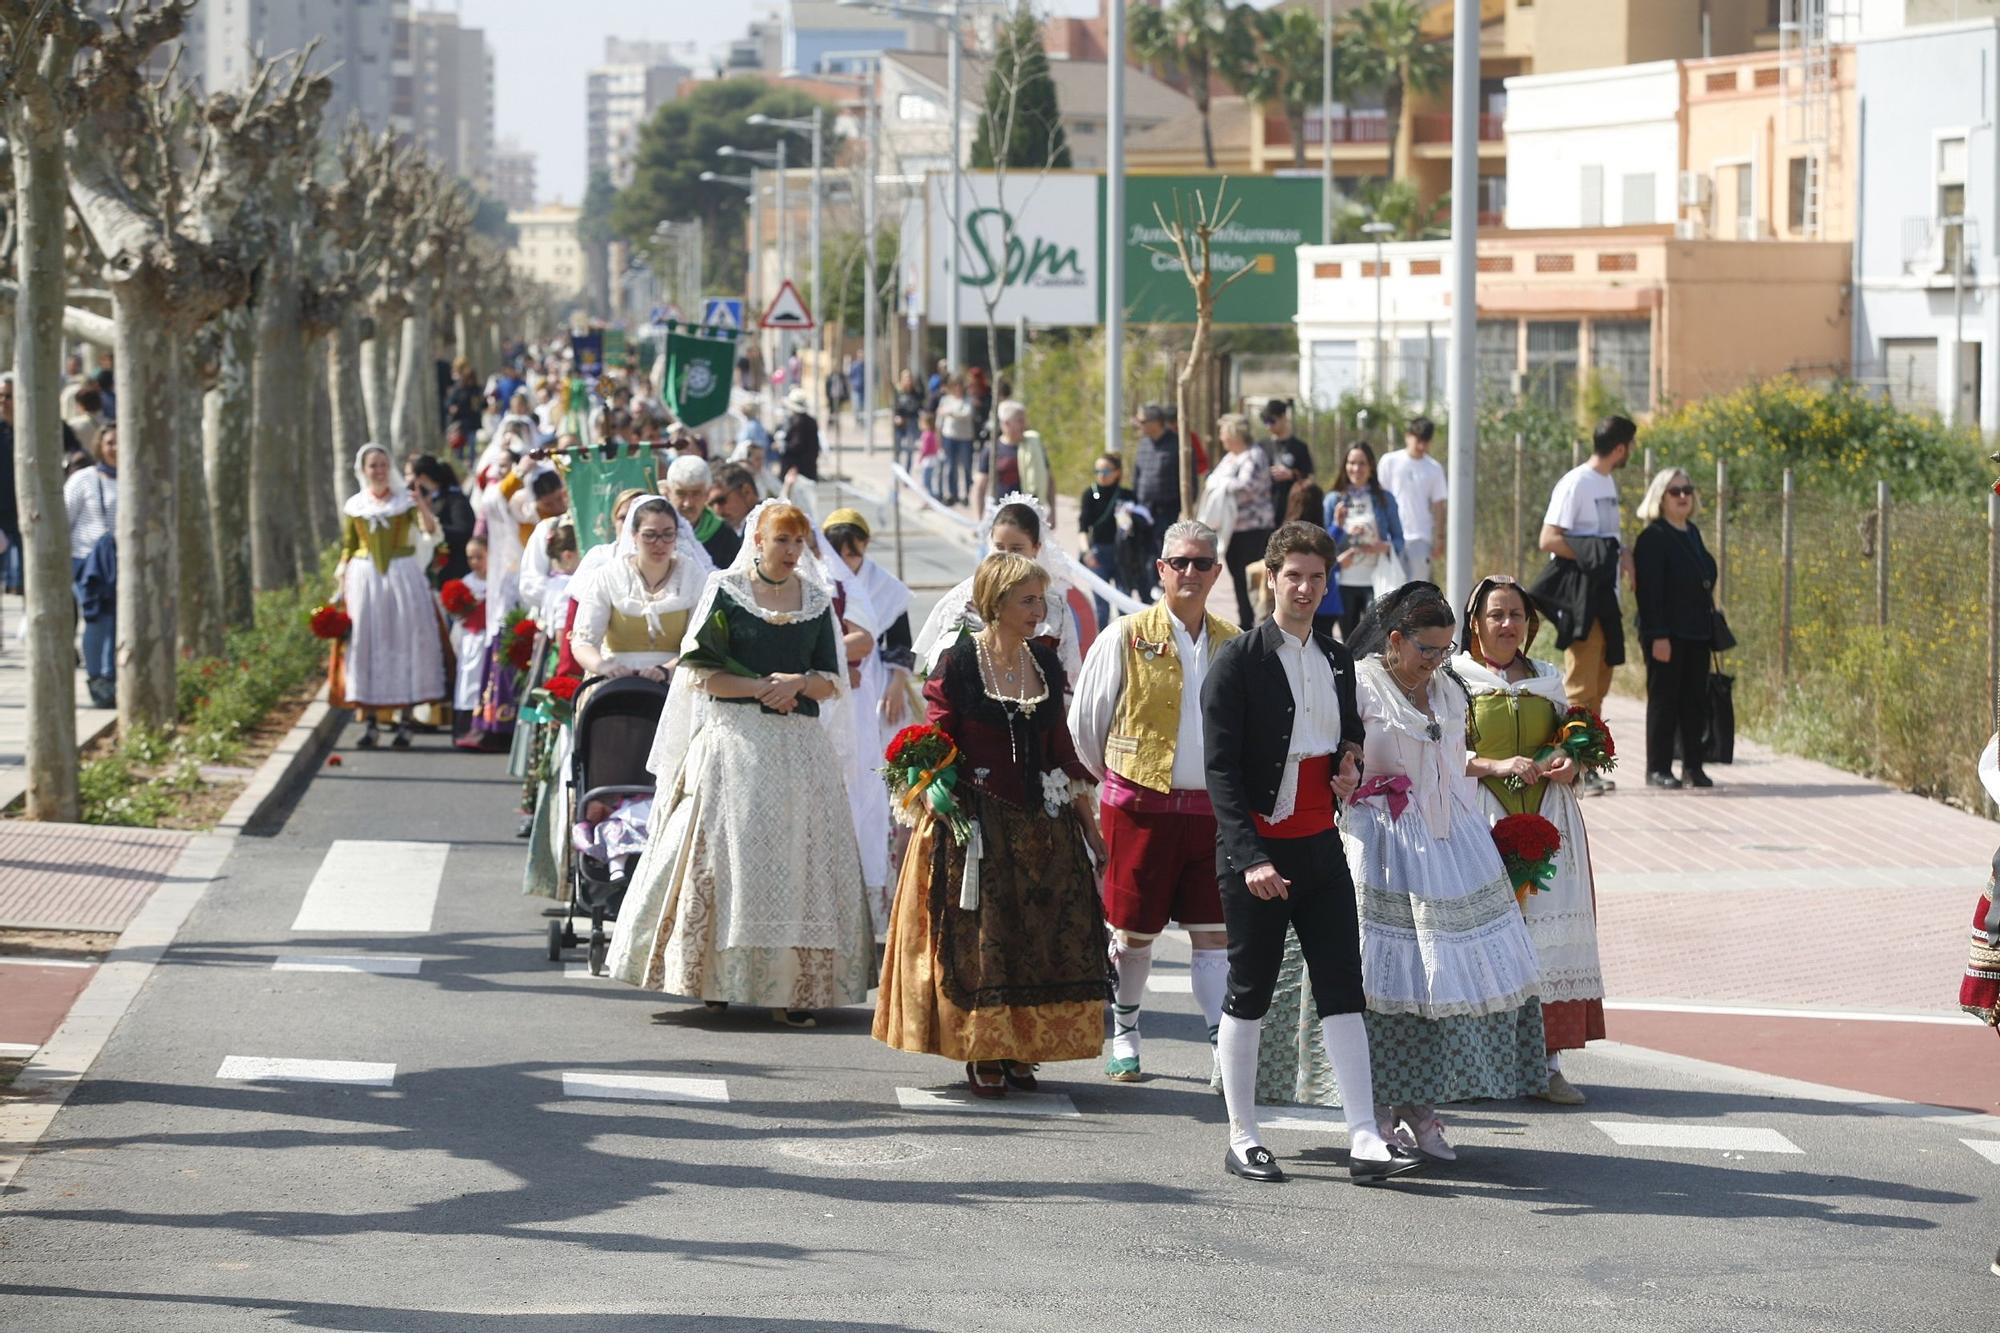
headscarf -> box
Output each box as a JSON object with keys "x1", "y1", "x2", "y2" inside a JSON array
[
  {"x1": 344, "y1": 443, "x2": 414, "y2": 531},
  {"x1": 596, "y1": 497, "x2": 707, "y2": 640}
]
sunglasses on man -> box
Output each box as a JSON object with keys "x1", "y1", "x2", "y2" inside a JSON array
[{"x1": 1162, "y1": 555, "x2": 1217, "y2": 573}]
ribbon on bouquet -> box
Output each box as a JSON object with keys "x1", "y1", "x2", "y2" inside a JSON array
[{"x1": 1353, "y1": 773, "x2": 1414, "y2": 820}]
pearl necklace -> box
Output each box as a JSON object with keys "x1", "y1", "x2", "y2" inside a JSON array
[{"x1": 975, "y1": 631, "x2": 1048, "y2": 765}]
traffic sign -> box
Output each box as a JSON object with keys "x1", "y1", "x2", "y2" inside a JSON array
[
  {"x1": 701, "y1": 297, "x2": 745, "y2": 332},
  {"x1": 758, "y1": 280, "x2": 815, "y2": 332}
]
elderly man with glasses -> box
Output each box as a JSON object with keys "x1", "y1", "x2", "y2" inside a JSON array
[{"x1": 1068, "y1": 519, "x2": 1241, "y2": 1085}]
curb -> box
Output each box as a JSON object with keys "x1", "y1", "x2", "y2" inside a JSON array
[{"x1": 0, "y1": 684, "x2": 344, "y2": 1196}]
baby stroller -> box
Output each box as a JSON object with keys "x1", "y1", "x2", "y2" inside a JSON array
[{"x1": 550, "y1": 673, "x2": 670, "y2": 975}]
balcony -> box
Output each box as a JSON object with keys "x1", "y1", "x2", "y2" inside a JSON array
[
  {"x1": 1414, "y1": 113, "x2": 1505, "y2": 144},
  {"x1": 1270, "y1": 111, "x2": 1392, "y2": 147}
]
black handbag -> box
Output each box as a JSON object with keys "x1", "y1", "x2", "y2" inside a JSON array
[
  {"x1": 1702, "y1": 657, "x2": 1736, "y2": 765},
  {"x1": 1709, "y1": 608, "x2": 1738, "y2": 653}
]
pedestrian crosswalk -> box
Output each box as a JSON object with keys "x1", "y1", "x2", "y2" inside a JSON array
[
  {"x1": 559, "y1": 1072, "x2": 730, "y2": 1103},
  {"x1": 215, "y1": 1056, "x2": 397, "y2": 1087},
  {"x1": 290, "y1": 840, "x2": 448, "y2": 934},
  {"x1": 271, "y1": 953, "x2": 426, "y2": 975},
  {"x1": 1592, "y1": 1121, "x2": 1804, "y2": 1154}
]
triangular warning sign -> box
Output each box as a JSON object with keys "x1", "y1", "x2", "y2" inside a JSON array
[{"x1": 759, "y1": 279, "x2": 815, "y2": 331}]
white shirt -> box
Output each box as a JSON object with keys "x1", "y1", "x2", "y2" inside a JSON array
[
  {"x1": 1378, "y1": 449, "x2": 1448, "y2": 543},
  {"x1": 1545, "y1": 462, "x2": 1622, "y2": 542},
  {"x1": 1271, "y1": 623, "x2": 1342, "y2": 760},
  {"x1": 64, "y1": 466, "x2": 116, "y2": 560},
  {"x1": 1068, "y1": 612, "x2": 1213, "y2": 791}
]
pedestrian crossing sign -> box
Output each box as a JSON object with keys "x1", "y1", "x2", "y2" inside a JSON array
[
  {"x1": 758, "y1": 280, "x2": 815, "y2": 332},
  {"x1": 701, "y1": 297, "x2": 745, "y2": 332}
]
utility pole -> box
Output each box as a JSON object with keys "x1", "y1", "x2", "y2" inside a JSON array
[
  {"x1": 1445, "y1": 0, "x2": 1479, "y2": 617},
  {"x1": 1105, "y1": 0, "x2": 1126, "y2": 460}
]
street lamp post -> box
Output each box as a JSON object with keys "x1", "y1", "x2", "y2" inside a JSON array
[
  {"x1": 699, "y1": 169, "x2": 767, "y2": 387},
  {"x1": 797, "y1": 54, "x2": 888, "y2": 458},
  {"x1": 1321, "y1": 0, "x2": 1334, "y2": 246},
  {"x1": 749, "y1": 109, "x2": 825, "y2": 424},
  {"x1": 1105, "y1": 0, "x2": 1125, "y2": 465},
  {"x1": 720, "y1": 141, "x2": 787, "y2": 388},
  {"x1": 1362, "y1": 220, "x2": 1394, "y2": 401},
  {"x1": 841, "y1": 0, "x2": 961, "y2": 372}
]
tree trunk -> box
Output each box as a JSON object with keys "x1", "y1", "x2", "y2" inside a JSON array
[
  {"x1": 1178, "y1": 285, "x2": 1213, "y2": 521},
  {"x1": 113, "y1": 281, "x2": 180, "y2": 732},
  {"x1": 1290, "y1": 109, "x2": 1308, "y2": 169},
  {"x1": 1384, "y1": 75, "x2": 1404, "y2": 184},
  {"x1": 7, "y1": 114, "x2": 80, "y2": 820},
  {"x1": 329, "y1": 312, "x2": 368, "y2": 511},
  {"x1": 204, "y1": 306, "x2": 255, "y2": 628},
  {"x1": 176, "y1": 338, "x2": 224, "y2": 661},
  {"x1": 301, "y1": 336, "x2": 337, "y2": 564},
  {"x1": 392, "y1": 275, "x2": 435, "y2": 457},
  {"x1": 250, "y1": 235, "x2": 304, "y2": 591},
  {"x1": 361, "y1": 317, "x2": 394, "y2": 446}
]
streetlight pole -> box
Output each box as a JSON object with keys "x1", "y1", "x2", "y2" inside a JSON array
[
  {"x1": 1445, "y1": 0, "x2": 1480, "y2": 618},
  {"x1": 1321, "y1": 0, "x2": 1334, "y2": 245},
  {"x1": 1106, "y1": 0, "x2": 1125, "y2": 459},
  {"x1": 1363, "y1": 220, "x2": 1393, "y2": 401}
]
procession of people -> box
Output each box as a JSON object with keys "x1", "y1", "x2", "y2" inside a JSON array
[{"x1": 336, "y1": 346, "x2": 1628, "y2": 1189}]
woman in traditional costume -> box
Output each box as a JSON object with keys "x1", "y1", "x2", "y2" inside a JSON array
[
  {"x1": 1453, "y1": 575, "x2": 1604, "y2": 1105},
  {"x1": 336, "y1": 443, "x2": 447, "y2": 749},
  {"x1": 874, "y1": 552, "x2": 1109, "y2": 1098},
  {"x1": 606, "y1": 501, "x2": 873, "y2": 1027},
  {"x1": 911, "y1": 494, "x2": 1085, "y2": 694},
  {"x1": 570, "y1": 497, "x2": 705, "y2": 685}
]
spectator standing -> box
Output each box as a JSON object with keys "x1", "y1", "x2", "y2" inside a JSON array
[
  {"x1": 407, "y1": 455, "x2": 476, "y2": 586},
  {"x1": 934, "y1": 375, "x2": 977, "y2": 506},
  {"x1": 1206, "y1": 413, "x2": 1273, "y2": 628},
  {"x1": 1323, "y1": 443, "x2": 1404, "y2": 640},
  {"x1": 1377, "y1": 416, "x2": 1449, "y2": 583},
  {"x1": 93, "y1": 367, "x2": 115, "y2": 423},
  {"x1": 1078, "y1": 452, "x2": 1136, "y2": 625},
  {"x1": 445, "y1": 360, "x2": 483, "y2": 443},
  {"x1": 0, "y1": 376, "x2": 19, "y2": 594},
  {"x1": 1528, "y1": 415, "x2": 1636, "y2": 796},
  {"x1": 1260, "y1": 398, "x2": 1314, "y2": 523},
  {"x1": 1130, "y1": 403, "x2": 1181, "y2": 598},
  {"x1": 846, "y1": 353, "x2": 866, "y2": 426},
  {"x1": 64, "y1": 423, "x2": 118, "y2": 707},
  {"x1": 65, "y1": 384, "x2": 103, "y2": 459},
  {"x1": 971, "y1": 399, "x2": 1052, "y2": 516},
  {"x1": 777, "y1": 388, "x2": 822, "y2": 484},
  {"x1": 892, "y1": 369, "x2": 923, "y2": 471},
  {"x1": 824, "y1": 357, "x2": 851, "y2": 437},
  {"x1": 1631, "y1": 467, "x2": 1717, "y2": 790}
]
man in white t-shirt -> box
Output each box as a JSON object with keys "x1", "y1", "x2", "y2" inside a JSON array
[
  {"x1": 1376, "y1": 416, "x2": 1448, "y2": 583},
  {"x1": 1536, "y1": 416, "x2": 1637, "y2": 794}
]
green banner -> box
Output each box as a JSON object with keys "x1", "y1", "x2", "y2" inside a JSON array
[
  {"x1": 603, "y1": 327, "x2": 628, "y2": 370},
  {"x1": 1118, "y1": 175, "x2": 1322, "y2": 326},
  {"x1": 663, "y1": 330, "x2": 733, "y2": 425},
  {"x1": 565, "y1": 449, "x2": 657, "y2": 552}
]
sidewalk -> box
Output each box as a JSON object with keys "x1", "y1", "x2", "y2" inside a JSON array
[
  {"x1": 832, "y1": 438, "x2": 2000, "y2": 1112},
  {"x1": 0, "y1": 601, "x2": 117, "y2": 811}
]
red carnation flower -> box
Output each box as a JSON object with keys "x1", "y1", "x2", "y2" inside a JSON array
[
  {"x1": 308, "y1": 605, "x2": 352, "y2": 640},
  {"x1": 440, "y1": 579, "x2": 476, "y2": 615},
  {"x1": 885, "y1": 723, "x2": 938, "y2": 764},
  {"x1": 1493, "y1": 812, "x2": 1561, "y2": 864},
  {"x1": 506, "y1": 636, "x2": 535, "y2": 671},
  {"x1": 512, "y1": 618, "x2": 539, "y2": 641},
  {"x1": 544, "y1": 675, "x2": 582, "y2": 702}
]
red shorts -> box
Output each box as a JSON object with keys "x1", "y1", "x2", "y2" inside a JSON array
[{"x1": 1100, "y1": 802, "x2": 1224, "y2": 936}]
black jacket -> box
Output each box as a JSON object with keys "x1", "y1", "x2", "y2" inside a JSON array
[
  {"x1": 1133, "y1": 429, "x2": 1181, "y2": 523},
  {"x1": 779, "y1": 414, "x2": 821, "y2": 480},
  {"x1": 1201, "y1": 618, "x2": 1366, "y2": 878},
  {"x1": 1078, "y1": 482, "x2": 1133, "y2": 545},
  {"x1": 1528, "y1": 535, "x2": 1626, "y2": 664},
  {"x1": 1632, "y1": 518, "x2": 1717, "y2": 644},
  {"x1": 432, "y1": 487, "x2": 477, "y2": 585}
]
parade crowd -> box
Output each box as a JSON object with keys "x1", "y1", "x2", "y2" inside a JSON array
[{"x1": 331, "y1": 338, "x2": 1733, "y2": 1186}]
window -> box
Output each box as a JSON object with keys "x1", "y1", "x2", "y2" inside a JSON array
[
  {"x1": 1580, "y1": 165, "x2": 1603, "y2": 227},
  {"x1": 1621, "y1": 173, "x2": 1655, "y2": 225},
  {"x1": 1882, "y1": 338, "x2": 1939, "y2": 415},
  {"x1": 1525, "y1": 321, "x2": 1580, "y2": 412},
  {"x1": 1787, "y1": 155, "x2": 1809, "y2": 232},
  {"x1": 1940, "y1": 136, "x2": 1968, "y2": 274},
  {"x1": 1395, "y1": 335, "x2": 1447, "y2": 408},
  {"x1": 1730, "y1": 163, "x2": 1754, "y2": 239},
  {"x1": 1310, "y1": 341, "x2": 1364, "y2": 408},
  {"x1": 1476, "y1": 319, "x2": 1518, "y2": 403},
  {"x1": 897, "y1": 92, "x2": 942, "y2": 122},
  {"x1": 1592, "y1": 320, "x2": 1652, "y2": 413}
]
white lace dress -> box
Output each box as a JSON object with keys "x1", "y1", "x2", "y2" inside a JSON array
[{"x1": 605, "y1": 572, "x2": 874, "y2": 1009}]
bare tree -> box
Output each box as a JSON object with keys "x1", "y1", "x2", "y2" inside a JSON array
[
  {"x1": 389, "y1": 161, "x2": 467, "y2": 459},
  {"x1": 0, "y1": 0, "x2": 98, "y2": 819},
  {"x1": 1143, "y1": 179, "x2": 1255, "y2": 518}
]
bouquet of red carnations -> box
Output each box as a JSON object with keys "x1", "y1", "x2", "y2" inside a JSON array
[
  {"x1": 1492, "y1": 812, "x2": 1562, "y2": 909},
  {"x1": 504, "y1": 611, "x2": 538, "y2": 673},
  {"x1": 521, "y1": 672, "x2": 582, "y2": 727},
  {"x1": 881, "y1": 723, "x2": 973, "y2": 845},
  {"x1": 308, "y1": 604, "x2": 351, "y2": 641},
  {"x1": 440, "y1": 579, "x2": 478, "y2": 617},
  {"x1": 1506, "y1": 705, "x2": 1618, "y2": 790}
]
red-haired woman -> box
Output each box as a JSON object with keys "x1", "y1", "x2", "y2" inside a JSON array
[{"x1": 607, "y1": 501, "x2": 874, "y2": 1027}]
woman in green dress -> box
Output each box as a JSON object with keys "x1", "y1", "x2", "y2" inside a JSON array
[{"x1": 607, "y1": 500, "x2": 874, "y2": 1027}]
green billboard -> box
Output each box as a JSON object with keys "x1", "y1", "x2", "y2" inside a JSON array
[{"x1": 1115, "y1": 175, "x2": 1322, "y2": 326}]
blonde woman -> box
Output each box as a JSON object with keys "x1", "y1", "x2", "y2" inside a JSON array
[{"x1": 1631, "y1": 467, "x2": 1718, "y2": 790}]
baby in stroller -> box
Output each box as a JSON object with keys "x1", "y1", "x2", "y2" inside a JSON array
[{"x1": 572, "y1": 793, "x2": 653, "y2": 885}]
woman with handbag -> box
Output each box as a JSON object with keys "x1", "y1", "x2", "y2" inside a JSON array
[
  {"x1": 1631, "y1": 468, "x2": 1718, "y2": 790},
  {"x1": 1322, "y1": 443, "x2": 1405, "y2": 640}
]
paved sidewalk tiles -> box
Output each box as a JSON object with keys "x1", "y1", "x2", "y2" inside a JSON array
[{"x1": 0, "y1": 821, "x2": 190, "y2": 931}]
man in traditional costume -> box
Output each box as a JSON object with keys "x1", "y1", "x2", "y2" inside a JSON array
[{"x1": 1069, "y1": 520, "x2": 1238, "y2": 1082}]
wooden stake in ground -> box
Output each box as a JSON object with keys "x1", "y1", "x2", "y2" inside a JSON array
[{"x1": 1141, "y1": 178, "x2": 1257, "y2": 520}]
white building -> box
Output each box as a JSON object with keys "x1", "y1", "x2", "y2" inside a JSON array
[
  {"x1": 587, "y1": 38, "x2": 692, "y2": 189},
  {"x1": 509, "y1": 206, "x2": 585, "y2": 297},
  {"x1": 1502, "y1": 60, "x2": 1680, "y2": 231},
  {"x1": 1853, "y1": 17, "x2": 1997, "y2": 428}
]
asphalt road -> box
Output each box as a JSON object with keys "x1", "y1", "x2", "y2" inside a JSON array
[{"x1": 1, "y1": 501, "x2": 1995, "y2": 1331}]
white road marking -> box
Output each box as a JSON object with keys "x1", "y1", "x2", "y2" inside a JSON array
[
  {"x1": 1263, "y1": 1106, "x2": 1351, "y2": 1134},
  {"x1": 273, "y1": 954, "x2": 425, "y2": 975},
  {"x1": 0, "y1": 955, "x2": 95, "y2": 970},
  {"x1": 560, "y1": 1072, "x2": 729, "y2": 1103},
  {"x1": 895, "y1": 1087, "x2": 1081, "y2": 1117},
  {"x1": 1147, "y1": 975, "x2": 1192, "y2": 994},
  {"x1": 290, "y1": 840, "x2": 449, "y2": 934},
  {"x1": 1962, "y1": 1140, "x2": 2000, "y2": 1165},
  {"x1": 1592, "y1": 1120, "x2": 1802, "y2": 1154},
  {"x1": 1606, "y1": 1000, "x2": 1981, "y2": 1027},
  {"x1": 216, "y1": 1056, "x2": 396, "y2": 1087}
]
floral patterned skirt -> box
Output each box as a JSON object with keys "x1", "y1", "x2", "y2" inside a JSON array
[{"x1": 874, "y1": 799, "x2": 1109, "y2": 1064}]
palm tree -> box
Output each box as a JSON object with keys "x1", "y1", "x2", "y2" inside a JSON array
[
  {"x1": 1127, "y1": 0, "x2": 1258, "y2": 170},
  {"x1": 1332, "y1": 178, "x2": 1449, "y2": 242},
  {"x1": 1245, "y1": 7, "x2": 1333, "y2": 170},
  {"x1": 1338, "y1": 0, "x2": 1449, "y2": 183}
]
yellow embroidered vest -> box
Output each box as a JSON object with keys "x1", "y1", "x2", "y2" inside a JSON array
[
  {"x1": 1471, "y1": 689, "x2": 1560, "y2": 816},
  {"x1": 342, "y1": 512, "x2": 418, "y2": 575},
  {"x1": 604, "y1": 606, "x2": 689, "y2": 656},
  {"x1": 1103, "y1": 602, "x2": 1241, "y2": 794}
]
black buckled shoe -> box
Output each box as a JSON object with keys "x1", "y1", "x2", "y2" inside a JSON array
[
  {"x1": 1350, "y1": 1143, "x2": 1425, "y2": 1185},
  {"x1": 1223, "y1": 1145, "x2": 1286, "y2": 1183}
]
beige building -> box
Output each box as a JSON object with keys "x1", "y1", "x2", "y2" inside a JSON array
[{"x1": 509, "y1": 206, "x2": 585, "y2": 297}]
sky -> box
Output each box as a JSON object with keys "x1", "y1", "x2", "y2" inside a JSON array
[{"x1": 457, "y1": 0, "x2": 1114, "y2": 206}]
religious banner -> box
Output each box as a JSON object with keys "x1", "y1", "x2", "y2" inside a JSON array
[
  {"x1": 663, "y1": 329, "x2": 734, "y2": 426},
  {"x1": 562, "y1": 447, "x2": 657, "y2": 552},
  {"x1": 570, "y1": 331, "x2": 604, "y2": 378}
]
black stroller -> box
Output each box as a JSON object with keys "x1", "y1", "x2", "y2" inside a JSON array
[{"x1": 549, "y1": 673, "x2": 671, "y2": 975}]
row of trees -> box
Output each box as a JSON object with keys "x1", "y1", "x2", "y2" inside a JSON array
[
  {"x1": 1131, "y1": 0, "x2": 1447, "y2": 181},
  {"x1": 1, "y1": 1, "x2": 540, "y2": 822}
]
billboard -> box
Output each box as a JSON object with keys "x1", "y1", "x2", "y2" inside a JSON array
[
  {"x1": 925, "y1": 172, "x2": 1100, "y2": 326},
  {"x1": 1119, "y1": 175, "x2": 1322, "y2": 326}
]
